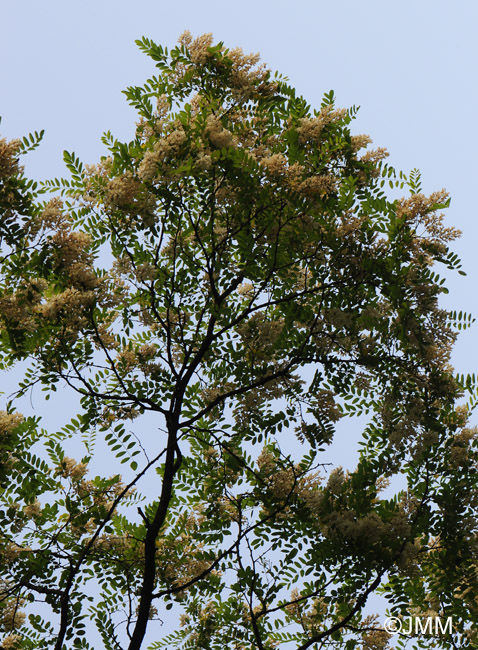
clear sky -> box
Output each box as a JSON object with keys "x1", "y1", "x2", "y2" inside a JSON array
[
  {"x1": 2, "y1": 0, "x2": 478, "y2": 507},
  {"x1": 2, "y1": 1, "x2": 478, "y2": 644},
  {"x1": 2, "y1": 0, "x2": 477, "y2": 376},
  {"x1": 2, "y1": 0, "x2": 477, "y2": 474}
]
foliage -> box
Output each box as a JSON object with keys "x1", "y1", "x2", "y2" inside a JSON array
[{"x1": 1, "y1": 32, "x2": 478, "y2": 650}]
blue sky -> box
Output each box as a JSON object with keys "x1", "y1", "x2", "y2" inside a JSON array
[
  {"x1": 2, "y1": 0, "x2": 478, "y2": 508},
  {"x1": 2, "y1": 1, "x2": 478, "y2": 644},
  {"x1": 2, "y1": 0, "x2": 478, "y2": 486},
  {"x1": 2, "y1": 1, "x2": 477, "y2": 378}
]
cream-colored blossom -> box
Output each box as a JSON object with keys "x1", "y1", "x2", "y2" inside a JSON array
[
  {"x1": 137, "y1": 343, "x2": 157, "y2": 360},
  {"x1": 205, "y1": 115, "x2": 233, "y2": 149},
  {"x1": 94, "y1": 322, "x2": 119, "y2": 351},
  {"x1": 138, "y1": 128, "x2": 187, "y2": 180},
  {"x1": 137, "y1": 149, "x2": 160, "y2": 182},
  {"x1": 228, "y1": 47, "x2": 261, "y2": 72},
  {"x1": 237, "y1": 282, "x2": 254, "y2": 297},
  {"x1": 361, "y1": 147, "x2": 389, "y2": 164},
  {"x1": 23, "y1": 500, "x2": 42, "y2": 519},
  {"x1": 0, "y1": 294, "x2": 33, "y2": 332},
  {"x1": 50, "y1": 230, "x2": 92, "y2": 268},
  {"x1": 1, "y1": 634, "x2": 22, "y2": 649},
  {"x1": 298, "y1": 175, "x2": 337, "y2": 198},
  {"x1": 35, "y1": 287, "x2": 96, "y2": 324},
  {"x1": 155, "y1": 534, "x2": 214, "y2": 588},
  {"x1": 361, "y1": 614, "x2": 391, "y2": 649},
  {"x1": 351, "y1": 134, "x2": 373, "y2": 152},
  {"x1": 34, "y1": 197, "x2": 69, "y2": 232},
  {"x1": 257, "y1": 448, "x2": 276, "y2": 474},
  {"x1": 448, "y1": 426, "x2": 478, "y2": 468},
  {"x1": 261, "y1": 153, "x2": 287, "y2": 176},
  {"x1": 115, "y1": 347, "x2": 138, "y2": 372},
  {"x1": 155, "y1": 93, "x2": 170, "y2": 119},
  {"x1": 183, "y1": 32, "x2": 214, "y2": 65},
  {"x1": 112, "y1": 256, "x2": 134, "y2": 276},
  {"x1": 105, "y1": 172, "x2": 141, "y2": 208},
  {"x1": 196, "y1": 152, "x2": 212, "y2": 171},
  {"x1": 301, "y1": 486, "x2": 325, "y2": 517},
  {"x1": 0, "y1": 138, "x2": 21, "y2": 178},
  {"x1": 398, "y1": 540, "x2": 421, "y2": 571},
  {"x1": 3, "y1": 543, "x2": 22, "y2": 563},
  {"x1": 286, "y1": 162, "x2": 305, "y2": 186},
  {"x1": 0, "y1": 603, "x2": 25, "y2": 631},
  {"x1": 326, "y1": 467, "x2": 345, "y2": 495},
  {"x1": 236, "y1": 312, "x2": 284, "y2": 361},
  {"x1": 296, "y1": 106, "x2": 347, "y2": 143},
  {"x1": 396, "y1": 190, "x2": 461, "y2": 246},
  {"x1": 0, "y1": 412, "x2": 23, "y2": 437},
  {"x1": 135, "y1": 262, "x2": 157, "y2": 282},
  {"x1": 257, "y1": 449, "x2": 299, "y2": 500},
  {"x1": 67, "y1": 262, "x2": 98, "y2": 289},
  {"x1": 57, "y1": 457, "x2": 88, "y2": 481}
]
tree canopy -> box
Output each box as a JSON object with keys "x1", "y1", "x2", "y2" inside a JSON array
[{"x1": 1, "y1": 32, "x2": 478, "y2": 650}]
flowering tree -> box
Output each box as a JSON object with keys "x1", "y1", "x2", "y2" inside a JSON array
[{"x1": 1, "y1": 32, "x2": 478, "y2": 650}]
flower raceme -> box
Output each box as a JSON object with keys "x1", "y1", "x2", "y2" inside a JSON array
[{"x1": 0, "y1": 32, "x2": 476, "y2": 650}]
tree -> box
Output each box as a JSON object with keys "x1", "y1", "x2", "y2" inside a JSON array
[{"x1": 0, "y1": 31, "x2": 477, "y2": 650}]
